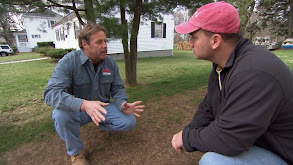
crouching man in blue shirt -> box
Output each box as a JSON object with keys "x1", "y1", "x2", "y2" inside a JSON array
[{"x1": 44, "y1": 23, "x2": 145, "y2": 165}]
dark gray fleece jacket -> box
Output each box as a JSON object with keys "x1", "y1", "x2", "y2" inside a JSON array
[{"x1": 182, "y1": 37, "x2": 293, "y2": 164}]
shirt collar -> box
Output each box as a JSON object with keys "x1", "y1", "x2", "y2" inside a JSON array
[{"x1": 79, "y1": 50, "x2": 90, "y2": 65}]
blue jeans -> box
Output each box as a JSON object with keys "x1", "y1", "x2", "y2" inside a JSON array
[
  {"x1": 52, "y1": 102, "x2": 136, "y2": 156},
  {"x1": 199, "y1": 146, "x2": 287, "y2": 165}
]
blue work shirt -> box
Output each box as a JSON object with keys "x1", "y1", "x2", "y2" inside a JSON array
[{"x1": 44, "y1": 50, "x2": 128, "y2": 112}]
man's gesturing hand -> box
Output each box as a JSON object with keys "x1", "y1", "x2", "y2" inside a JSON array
[
  {"x1": 121, "y1": 101, "x2": 145, "y2": 117},
  {"x1": 80, "y1": 100, "x2": 108, "y2": 126}
]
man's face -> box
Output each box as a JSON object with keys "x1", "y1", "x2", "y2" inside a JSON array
[
  {"x1": 82, "y1": 31, "x2": 107, "y2": 64},
  {"x1": 188, "y1": 30, "x2": 214, "y2": 61}
]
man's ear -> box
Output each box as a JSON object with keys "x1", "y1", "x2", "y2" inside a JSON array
[
  {"x1": 81, "y1": 40, "x2": 88, "y2": 49},
  {"x1": 211, "y1": 34, "x2": 222, "y2": 49}
]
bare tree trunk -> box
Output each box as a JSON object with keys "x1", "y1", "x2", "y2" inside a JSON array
[
  {"x1": 127, "y1": 0, "x2": 142, "y2": 86},
  {"x1": 243, "y1": 0, "x2": 255, "y2": 38},
  {"x1": 289, "y1": 0, "x2": 293, "y2": 37},
  {"x1": 119, "y1": 0, "x2": 131, "y2": 85},
  {"x1": 0, "y1": 12, "x2": 14, "y2": 46},
  {"x1": 120, "y1": 0, "x2": 142, "y2": 86}
]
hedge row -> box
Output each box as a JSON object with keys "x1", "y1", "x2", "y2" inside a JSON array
[
  {"x1": 37, "y1": 42, "x2": 55, "y2": 48},
  {"x1": 37, "y1": 47, "x2": 76, "y2": 59}
]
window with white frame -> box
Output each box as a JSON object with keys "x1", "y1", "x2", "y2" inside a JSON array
[
  {"x1": 48, "y1": 20, "x2": 56, "y2": 28},
  {"x1": 51, "y1": 21, "x2": 55, "y2": 26},
  {"x1": 55, "y1": 29, "x2": 60, "y2": 41},
  {"x1": 32, "y1": 34, "x2": 41, "y2": 38},
  {"x1": 151, "y1": 22, "x2": 166, "y2": 38},
  {"x1": 66, "y1": 23, "x2": 71, "y2": 35},
  {"x1": 60, "y1": 27, "x2": 65, "y2": 41},
  {"x1": 74, "y1": 21, "x2": 82, "y2": 39},
  {"x1": 18, "y1": 35, "x2": 28, "y2": 42}
]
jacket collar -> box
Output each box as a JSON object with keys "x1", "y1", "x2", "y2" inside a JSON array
[{"x1": 214, "y1": 37, "x2": 252, "y2": 70}]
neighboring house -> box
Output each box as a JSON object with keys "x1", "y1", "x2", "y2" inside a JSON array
[
  {"x1": 52, "y1": 12, "x2": 175, "y2": 60},
  {"x1": 15, "y1": 9, "x2": 62, "y2": 52}
]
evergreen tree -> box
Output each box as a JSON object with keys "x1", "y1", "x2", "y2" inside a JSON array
[{"x1": 258, "y1": 0, "x2": 292, "y2": 38}]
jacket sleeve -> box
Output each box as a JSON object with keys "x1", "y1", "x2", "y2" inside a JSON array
[
  {"x1": 182, "y1": 70, "x2": 283, "y2": 155},
  {"x1": 187, "y1": 94, "x2": 215, "y2": 128},
  {"x1": 109, "y1": 60, "x2": 128, "y2": 110},
  {"x1": 44, "y1": 59, "x2": 84, "y2": 112},
  {"x1": 182, "y1": 71, "x2": 215, "y2": 152}
]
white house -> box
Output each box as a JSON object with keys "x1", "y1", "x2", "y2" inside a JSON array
[
  {"x1": 52, "y1": 11, "x2": 175, "y2": 59},
  {"x1": 15, "y1": 9, "x2": 62, "y2": 52}
]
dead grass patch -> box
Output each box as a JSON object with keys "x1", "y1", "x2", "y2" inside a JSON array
[{"x1": 0, "y1": 86, "x2": 207, "y2": 165}]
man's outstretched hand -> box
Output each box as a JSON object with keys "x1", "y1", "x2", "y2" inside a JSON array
[{"x1": 121, "y1": 101, "x2": 145, "y2": 117}]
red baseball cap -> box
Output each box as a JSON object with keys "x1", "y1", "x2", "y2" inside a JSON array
[{"x1": 175, "y1": 1, "x2": 240, "y2": 34}]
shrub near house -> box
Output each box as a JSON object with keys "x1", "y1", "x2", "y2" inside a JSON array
[
  {"x1": 37, "y1": 47, "x2": 75, "y2": 59},
  {"x1": 37, "y1": 42, "x2": 55, "y2": 48},
  {"x1": 50, "y1": 48, "x2": 76, "y2": 59}
]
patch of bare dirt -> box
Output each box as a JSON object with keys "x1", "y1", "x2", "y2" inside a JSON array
[{"x1": 0, "y1": 86, "x2": 207, "y2": 165}]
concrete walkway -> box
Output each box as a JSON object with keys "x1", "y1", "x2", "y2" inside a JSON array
[{"x1": 0, "y1": 57, "x2": 49, "y2": 65}]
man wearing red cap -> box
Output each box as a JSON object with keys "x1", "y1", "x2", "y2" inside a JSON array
[{"x1": 171, "y1": 1, "x2": 293, "y2": 164}]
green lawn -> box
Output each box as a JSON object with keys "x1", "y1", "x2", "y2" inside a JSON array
[
  {"x1": 0, "y1": 49, "x2": 292, "y2": 155},
  {"x1": 272, "y1": 49, "x2": 293, "y2": 71},
  {"x1": 0, "y1": 52, "x2": 44, "y2": 63}
]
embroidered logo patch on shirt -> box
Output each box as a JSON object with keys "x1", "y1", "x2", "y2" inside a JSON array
[{"x1": 103, "y1": 69, "x2": 111, "y2": 75}]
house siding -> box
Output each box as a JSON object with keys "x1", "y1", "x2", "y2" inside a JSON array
[
  {"x1": 23, "y1": 17, "x2": 55, "y2": 49},
  {"x1": 17, "y1": 10, "x2": 62, "y2": 52},
  {"x1": 53, "y1": 13, "x2": 174, "y2": 59},
  {"x1": 53, "y1": 17, "x2": 80, "y2": 50},
  {"x1": 137, "y1": 15, "x2": 174, "y2": 52}
]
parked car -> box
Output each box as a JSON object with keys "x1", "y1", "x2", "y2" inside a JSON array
[
  {"x1": 267, "y1": 41, "x2": 282, "y2": 50},
  {"x1": 0, "y1": 44, "x2": 14, "y2": 57},
  {"x1": 281, "y1": 38, "x2": 293, "y2": 50},
  {"x1": 254, "y1": 36, "x2": 281, "y2": 50}
]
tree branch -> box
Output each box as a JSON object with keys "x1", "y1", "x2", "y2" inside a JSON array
[
  {"x1": 71, "y1": 0, "x2": 85, "y2": 25},
  {"x1": 45, "y1": 0, "x2": 85, "y2": 25},
  {"x1": 47, "y1": 0, "x2": 85, "y2": 11}
]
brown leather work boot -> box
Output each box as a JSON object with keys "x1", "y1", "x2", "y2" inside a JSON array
[{"x1": 71, "y1": 150, "x2": 89, "y2": 165}]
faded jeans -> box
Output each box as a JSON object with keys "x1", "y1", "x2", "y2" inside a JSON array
[
  {"x1": 199, "y1": 146, "x2": 287, "y2": 165},
  {"x1": 52, "y1": 102, "x2": 136, "y2": 156}
]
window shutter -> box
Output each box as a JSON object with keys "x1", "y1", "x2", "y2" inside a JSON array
[
  {"x1": 151, "y1": 22, "x2": 155, "y2": 38},
  {"x1": 163, "y1": 23, "x2": 166, "y2": 38},
  {"x1": 74, "y1": 22, "x2": 77, "y2": 39}
]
